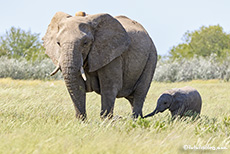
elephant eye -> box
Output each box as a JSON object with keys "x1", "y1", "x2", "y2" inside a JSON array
[
  {"x1": 164, "y1": 102, "x2": 167, "y2": 105},
  {"x1": 83, "y1": 40, "x2": 88, "y2": 46},
  {"x1": 57, "y1": 42, "x2": 61, "y2": 47}
]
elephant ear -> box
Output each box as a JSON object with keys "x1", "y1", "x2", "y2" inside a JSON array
[
  {"x1": 88, "y1": 14, "x2": 130, "y2": 72},
  {"x1": 42, "y1": 12, "x2": 71, "y2": 65},
  {"x1": 169, "y1": 91, "x2": 186, "y2": 112}
]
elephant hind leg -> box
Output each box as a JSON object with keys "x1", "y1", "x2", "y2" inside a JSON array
[
  {"x1": 130, "y1": 51, "x2": 157, "y2": 118},
  {"x1": 126, "y1": 94, "x2": 144, "y2": 118},
  {"x1": 125, "y1": 96, "x2": 134, "y2": 110}
]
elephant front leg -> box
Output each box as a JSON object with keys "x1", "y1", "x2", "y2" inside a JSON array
[
  {"x1": 99, "y1": 79, "x2": 120, "y2": 119},
  {"x1": 100, "y1": 91, "x2": 116, "y2": 119},
  {"x1": 97, "y1": 57, "x2": 123, "y2": 119}
]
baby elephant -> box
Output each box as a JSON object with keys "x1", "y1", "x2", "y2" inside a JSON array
[{"x1": 144, "y1": 86, "x2": 202, "y2": 118}]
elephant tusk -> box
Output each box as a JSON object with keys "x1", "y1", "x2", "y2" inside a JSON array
[
  {"x1": 50, "y1": 65, "x2": 61, "y2": 76},
  {"x1": 80, "y1": 66, "x2": 87, "y2": 81}
]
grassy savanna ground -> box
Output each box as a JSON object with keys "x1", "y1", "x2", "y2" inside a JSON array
[{"x1": 0, "y1": 78, "x2": 229, "y2": 154}]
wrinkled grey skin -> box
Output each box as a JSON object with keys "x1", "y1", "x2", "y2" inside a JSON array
[
  {"x1": 43, "y1": 12, "x2": 157, "y2": 120},
  {"x1": 144, "y1": 86, "x2": 202, "y2": 118}
]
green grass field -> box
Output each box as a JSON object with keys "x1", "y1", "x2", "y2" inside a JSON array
[{"x1": 0, "y1": 78, "x2": 229, "y2": 154}]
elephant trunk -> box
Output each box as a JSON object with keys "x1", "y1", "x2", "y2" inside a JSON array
[
  {"x1": 144, "y1": 109, "x2": 158, "y2": 118},
  {"x1": 61, "y1": 43, "x2": 86, "y2": 120}
]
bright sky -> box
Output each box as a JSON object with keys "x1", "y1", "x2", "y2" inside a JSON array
[{"x1": 1, "y1": 0, "x2": 230, "y2": 56}]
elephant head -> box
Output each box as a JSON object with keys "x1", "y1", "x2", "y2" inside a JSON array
[
  {"x1": 144, "y1": 93, "x2": 175, "y2": 118},
  {"x1": 42, "y1": 12, "x2": 130, "y2": 119}
]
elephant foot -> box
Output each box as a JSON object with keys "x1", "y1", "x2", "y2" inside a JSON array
[
  {"x1": 132, "y1": 112, "x2": 143, "y2": 119},
  {"x1": 76, "y1": 113, "x2": 87, "y2": 121},
  {"x1": 100, "y1": 112, "x2": 113, "y2": 120}
]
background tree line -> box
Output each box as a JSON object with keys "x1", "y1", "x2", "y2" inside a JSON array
[
  {"x1": 168, "y1": 25, "x2": 230, "y2": 60},
  {"x1": 1, "y1": 25, "x2": 230, "y2": 62},
  {"x1": 0, "y1": 25, "x2": 230, "y2": 81}
]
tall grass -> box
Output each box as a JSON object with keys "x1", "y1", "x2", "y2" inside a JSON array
[{"x1": 0, "y1": 79, "x2": 229, "y2": 153}]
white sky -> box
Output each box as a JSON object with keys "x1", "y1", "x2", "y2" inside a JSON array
[{"x1": 1, "y1": 0, "x2": 230, "y2": 55}]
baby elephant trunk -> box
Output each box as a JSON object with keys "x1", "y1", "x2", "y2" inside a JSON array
[{"x1": 144, "y1": 109, "x2": 158, "y2": 118}]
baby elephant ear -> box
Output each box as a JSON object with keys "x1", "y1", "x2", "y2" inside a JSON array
[
  {"x1": 169, "y1": 92, "x2": 183, "y2": 112},
  {"x1": 88, "y1": 14, "x2": 130, "y2": 72},
  {"x1": 42, "y1": 12, "x2": 71, "y2": 65}
]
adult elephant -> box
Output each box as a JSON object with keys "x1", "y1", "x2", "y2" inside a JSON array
[{"x1": 43, "y1": 12, "x2": 157, "y2": 120}]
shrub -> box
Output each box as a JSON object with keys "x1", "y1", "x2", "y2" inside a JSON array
[
  {"x1": 0, "y1": 56, "x2": 62, "y2": 80},
  {"x1": 1, "y1": 54, "x2": 230, "y2": 81},
  {"x1": 153, "y1": 54, "x2": 230, "y2": 82}
]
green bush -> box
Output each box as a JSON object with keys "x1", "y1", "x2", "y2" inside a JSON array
[
  {"x1": 0, "y1": 27, "x2": 46, "y2": 61},
  {"x1": 169, "y1": 25, "x2": 230, "y2": 60}
]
